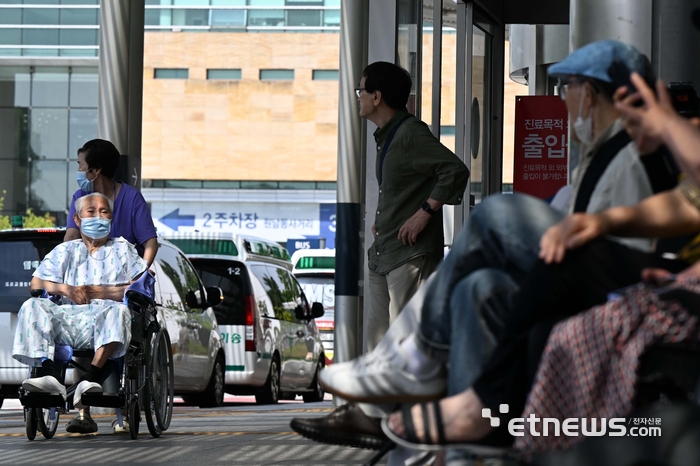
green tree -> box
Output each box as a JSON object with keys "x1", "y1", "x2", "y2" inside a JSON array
[{"x1": 0, "y1": 190, "x2": 55, "y2": 229}]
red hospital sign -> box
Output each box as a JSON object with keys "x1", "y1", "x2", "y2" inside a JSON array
[{"x1": 513, "y1": 96, "x2": 569, "y2": 200}]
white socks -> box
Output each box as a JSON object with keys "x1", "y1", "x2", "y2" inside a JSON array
[{"x1": 400, "y1": 334, "x2": 436, "y2": 377}]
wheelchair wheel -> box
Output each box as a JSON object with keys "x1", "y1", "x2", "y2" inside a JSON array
[
  {"x1": 129, "y1": 397, "x2": 140, "y2": 440},
  {"x1": 25, "y1": 407, "x2": 37, "y2": 441},
  {"x1": 37, "y1": 408, "x2": 59, "y2": 439},
  {"x1": 145, "y1": 327, "x2": 174, "y2": 435}
]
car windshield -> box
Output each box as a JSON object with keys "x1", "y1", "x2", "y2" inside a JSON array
[{"x1": 0, "y1": 237, "x2": 61, "y2": 312}]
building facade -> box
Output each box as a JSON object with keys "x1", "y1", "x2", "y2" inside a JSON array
[{"x1": 0, "y1": 0, "x2": 522, "y2": 249}]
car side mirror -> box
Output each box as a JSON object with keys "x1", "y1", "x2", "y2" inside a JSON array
[
  {"x1": 206, "y1": 286, "x2": 223, "y2": 307},
  {"x1": 311, "y1": 302, "x2": 324, "y2": 319}
]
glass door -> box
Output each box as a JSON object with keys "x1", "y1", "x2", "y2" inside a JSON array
[
  {"x1": 453, "y1": 1, "x2": 503, "y2": 234},
  {"x1": 468, "y1": 23, "x2": 491, "y2": 204}
]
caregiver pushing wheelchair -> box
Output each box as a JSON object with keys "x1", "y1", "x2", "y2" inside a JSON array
[{"x1": 15, "y1": 192, "x2": 174, "y2": 440}]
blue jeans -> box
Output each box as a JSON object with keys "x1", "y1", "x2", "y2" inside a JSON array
[
  {"x1": 445, "y1": 269, "x2": 518, "y2": 396},
  {"x1": 416, "y1": 193, "x2": 563, "y2": 393}
]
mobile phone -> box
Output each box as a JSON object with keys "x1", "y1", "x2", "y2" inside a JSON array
[
  {"x1": 606, "y1": 57, "x2": 657, "y2": 103},
  {"x1": 608, "y1": 59, "x2": 637, "y2": 92}
]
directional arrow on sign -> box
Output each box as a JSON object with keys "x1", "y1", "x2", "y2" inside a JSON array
[{"x1": 159, "y1": 209, "x2": 195, "y2": 231}]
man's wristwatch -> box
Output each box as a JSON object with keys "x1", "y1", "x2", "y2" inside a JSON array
[{"x1": 421, "y1": 201, "x2": 437, "y2": 216}]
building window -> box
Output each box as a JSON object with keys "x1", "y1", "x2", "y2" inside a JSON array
[
  {"x1": 279, "y1": 181, "x2": 315, "y2": 189},
  {"x1": 143, "y1": 180, "x2": 339, "y2": 191},
  {"x1": 323, "y1": 9, "x2": 340, "y2": 27},
  {"x1": 0, "y1": 65, "x2": 99, "y2": 222},
  {"x1": 286, "y1": 10, "x2": 321, "y2": 26},
  {"x1": 59, "y1": 8, "x2": 99, "y2": 26},
  {"x1": 211, "y1": 10, "x2": 247, "y2": 28},
  {"x1": 312, "y1": 69, "x2": 338, "y2": 80},
  {"x1": 23, "y1": 9, "x2": 59, "y2": 26},
  {"x1": 241, "y1": 180, "x2": 279, "y2": 189},
  {"x1": 207, "y1": 69, "x2": 242, "y2": 80},
  {"x1": 248, "y1": 4, "x2": 285, "y2": 27},
  {"x1": 154, "y1": 68, "x2": 189, "y2": 79},
  {"x1": 259, "y1": 69, "x2": 294, "y2": 80}
]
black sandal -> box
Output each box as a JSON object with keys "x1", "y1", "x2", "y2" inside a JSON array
[{"x1": 381, "y1": 401, "x2": 519, "y2": 460}]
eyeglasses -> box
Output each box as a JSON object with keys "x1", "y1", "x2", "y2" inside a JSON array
[
  {"x1": 355, "y1": 88, "x2": 366, "y2": 98},
  {"x1": 557, "y1": 79, "x2": 584, "y2": 100}
]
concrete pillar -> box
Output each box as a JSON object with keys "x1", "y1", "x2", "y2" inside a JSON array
[
  {"x1": 334, "y1": 0, "x2": 368, "y2": 365},
  {"x1": 570, "y1": 0, "x2": 653, "y2": 57},
  {"x1": 651, "y1": 0, "x2": 700, "y2": 84},
  {"x1": 509, "y1": 24, "x2": 569, "y2": 95},
  {"x1": 570, "y1": 0, "x2": 700, "y2": 86},
  {"x1": 359, "y1": 0, "x2": 397, "y2": 353},
  {"x1": 98, "y1": 0, "x2": 145, "y2": 189}
]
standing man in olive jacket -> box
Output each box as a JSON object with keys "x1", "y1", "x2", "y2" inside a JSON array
[
  {"x1": 290, "y1": 62, "x2": 469, "y2": 452},
  {"x1": 359, "y1": 61, "x2": 470, "y2": 349}
]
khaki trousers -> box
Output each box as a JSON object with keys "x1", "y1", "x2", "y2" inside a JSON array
[{"x1": 365, "y1": 254, "x2": 440, "y2": 351}]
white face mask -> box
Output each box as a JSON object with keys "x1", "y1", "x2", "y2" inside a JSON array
[{"x1": 573, "y1": 85, "x2": 594, "y2": 145}]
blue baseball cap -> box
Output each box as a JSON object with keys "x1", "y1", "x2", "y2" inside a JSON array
[{"x1": 548, "y1": 40, "x2": 647, "y2": 83}]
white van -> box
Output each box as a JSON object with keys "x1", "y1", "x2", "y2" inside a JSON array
[
  {"x1": 291, "y1": 249, "x2": 335, "y2": 364},
  {"x1": 163, "y1": 231, "x2": 291, "y2": 264},
  {"x1": 163, "y1": 232, "x2": 326, "y2": 404}
]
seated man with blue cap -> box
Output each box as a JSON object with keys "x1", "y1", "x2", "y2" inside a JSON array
[
  {"x1": 548, "y1": 40, "x2": 674, "y2": 216},
  {"x1": 293, "y1": 40, "x2": 686, "y2": 458},
  {"x1": 14, "y1": 192, "x2": 147, "y2": 418}
]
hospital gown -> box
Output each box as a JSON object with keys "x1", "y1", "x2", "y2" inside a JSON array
[{"x1": 12, "y1": 238, "x2": 147, "y2": 366}]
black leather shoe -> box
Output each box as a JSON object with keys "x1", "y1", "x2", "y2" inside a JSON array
[{"x1": 290, "y1": 403, "x2": 389, "y2": 450}]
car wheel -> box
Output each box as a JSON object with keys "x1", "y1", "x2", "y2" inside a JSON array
[
  {"x1": 255, "y1": 355, "x2": 280, "y2": 405},
  {"x1": 303, "y1": 361, "x2": 325, "y2": 403},
  {"x1": 199, "y1": 355, "x2": 225, "y2": 408}
]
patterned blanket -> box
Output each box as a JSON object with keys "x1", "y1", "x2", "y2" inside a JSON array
[{"x1": 515, "y1": 279, "x2": 700, "y2": 456}]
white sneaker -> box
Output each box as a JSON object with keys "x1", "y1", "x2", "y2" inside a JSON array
[
  {"x1": 74, "y1": 381, "x2": 102, "y2": 410},
  {"x1": 112, "y1": 418, "x2": 130, "y2": 434},
  {"x1": 22, "y1": 375, "x2": 67, "y2": 400},
  {"x1": 319, "y1": 340, "x2": 446, "y2": 403}
]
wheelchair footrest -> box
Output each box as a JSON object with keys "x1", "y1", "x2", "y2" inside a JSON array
[
  {"x1": 79, "y1": 393, "x2": 124, "y2": 408},
  {"x1": 20, "y1": 393, "x2": 65, "y2": 408}
]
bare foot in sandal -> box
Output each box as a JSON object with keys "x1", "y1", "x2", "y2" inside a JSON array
[{"x1": 387, "y1": 388, "x2": 494, "y2": 444}]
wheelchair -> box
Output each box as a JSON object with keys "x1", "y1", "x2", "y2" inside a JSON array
[{"x1": 19, "y1": 287, "x2": 174, "y2": 440}]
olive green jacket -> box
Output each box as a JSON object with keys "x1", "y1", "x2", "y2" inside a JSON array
[{"x1": 368, "y1": 110, "x2": 470, "y2": 274}]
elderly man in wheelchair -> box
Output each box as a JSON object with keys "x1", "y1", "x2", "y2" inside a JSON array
[{"x1": 13, "y1": 192, "x2": 169, "y2": 439}]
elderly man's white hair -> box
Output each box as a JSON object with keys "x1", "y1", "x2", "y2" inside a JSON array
[{"x1": 75, "y1": 192, "x2": 114, "y2": 216}]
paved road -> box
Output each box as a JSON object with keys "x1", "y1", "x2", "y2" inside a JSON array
[{"x1": 0, "y1": 396, "x2": 386, "y2": 466}]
